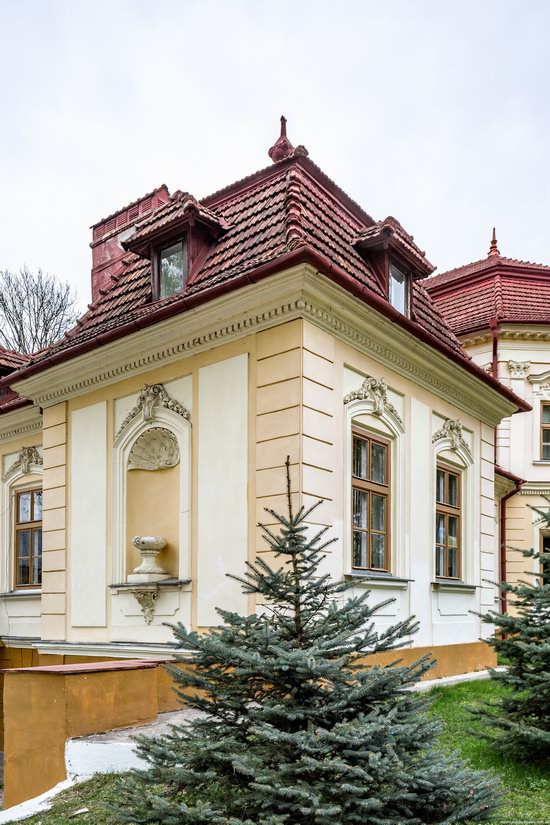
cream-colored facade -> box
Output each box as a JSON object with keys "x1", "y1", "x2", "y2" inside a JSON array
[
  {"x1": 463, "y1": 326, "x2": 550, "y2": 587},
  {"x1": 0, "y1": 266, "x2": 522, "y2": 671}
]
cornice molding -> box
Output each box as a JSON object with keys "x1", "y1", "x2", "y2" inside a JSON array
[
  {"x1": 0, "y1": 405, "x2": 42, "y2": 444},
  {"x1": 9, "y1": 265, "x2": 518, "y2": 426}
]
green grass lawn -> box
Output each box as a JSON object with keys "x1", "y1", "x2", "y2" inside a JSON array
[{"x1": 19, "y1": 679, "x2": 550, "y2": 824}]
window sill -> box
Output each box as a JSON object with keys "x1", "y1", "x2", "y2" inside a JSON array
[
  {"x1": 431, "y1": 581, "x2": 477, "y2": 594},
  {"x1": 345, "y1": 572, "x2": 411, "y2": 590},
  {"x1": 532, "y1": 460, "x2": 550, "y2": 465},
  {"x1": 0, "y1": 590, "x2": 42, "y2": 599}
]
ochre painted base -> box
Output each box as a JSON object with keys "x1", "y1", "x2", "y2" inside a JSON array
[{"x1": 0, "y1": 640, "x2": 495, "y2": 809}]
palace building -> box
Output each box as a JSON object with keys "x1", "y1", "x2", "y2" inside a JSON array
[{"x1": 0, "y1": 120, "x2": 536, "y2": 805}]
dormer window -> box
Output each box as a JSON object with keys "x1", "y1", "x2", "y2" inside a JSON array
[
  {"x1": 389, "y1": 263, "x2": 409, "y2": 315},
  {"x1": 159, "y1": 240, "x2": 188, "y2": 299}
]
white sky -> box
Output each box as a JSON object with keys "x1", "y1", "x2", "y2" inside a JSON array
[{"x1": 1, "y1": 0, "x2": 549, "y2": 307}]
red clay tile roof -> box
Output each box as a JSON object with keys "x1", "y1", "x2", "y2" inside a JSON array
[
  {"x1": 11, "y1": 151, "x2": 468, "y2": 377},
  {"x1": 355, "y1": 215, "x2": 435, "y2": 276},
  {"x1": 0, "y1": 347, "x2": 28, "y2": 371},
  {"x1": 426, "y1": 253, "x2": 550, "y2": 336}
]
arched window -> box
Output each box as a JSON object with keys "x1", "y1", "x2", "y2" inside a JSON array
[
  {"x1": 1, "y1": 447, "x2": 43, "y2": 592},
  {"x1": 344, "y1": 376, "x2": 405, "y2": 577},
  {"x1": 432, "y1": 419, "x2": 474, "y2": 583}
]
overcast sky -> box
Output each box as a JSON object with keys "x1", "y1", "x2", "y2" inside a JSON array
[{"x1": 1, "y1": 0, "x2": 549, "y2": 306}]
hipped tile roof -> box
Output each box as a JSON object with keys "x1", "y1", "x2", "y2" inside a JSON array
[
  {"x1": 14, "y1": 150, "x2": 466, "y2": 373},
  {"x1": 0, "y1": 347, "x2": 28, "y2": 371},
  {"x1": 426, "y1": 254, "x2": 550, "y2": 336}
]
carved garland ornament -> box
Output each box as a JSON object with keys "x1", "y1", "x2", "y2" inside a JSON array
[
  {"x1": 343, "y1": 376, "x2": 403, "y2": 426},
  {"x1": 116, "y1": 383, "x2": 190, "y2": 440},
  {"x1": 432, "y1": 418, "x2": 468, "y2": 452},
  {"x1": 3, "y1": 446, "x2": 43, "y2": 481}
]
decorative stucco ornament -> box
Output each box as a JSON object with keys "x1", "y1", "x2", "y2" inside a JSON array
[
  {"x1": 3, "y1": 446, "x2": 42, "y2": 480},
  {"x1": 343, "y1": 376, "x2": 403, "y2": 425},
  {"x1": 116, "y1": 383, "x2": 190, "y2": 439},
  {"x1": 132, "y1": 589, "x2": 159, "y2": 625},
  {"x1": 128, "y1": 427, "x2": 179, "y2": 471},
  {"x1": 432, "y1": 418, "x2": 468, "y2": 452},
  {"x1": 508, "y1": 360, "x2": 530, "y2": 379},
  {"x1": 128, "y1": 535, "x2": 170, "y2": 584}
]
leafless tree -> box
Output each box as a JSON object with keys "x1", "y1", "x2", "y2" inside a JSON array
[{"x1": 0, "y1": 266, "x2": 79, "y2": 354}]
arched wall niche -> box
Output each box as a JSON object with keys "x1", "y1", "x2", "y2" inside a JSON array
[{"x1": 112, "y1": 392, "x2": 191, "y2": 584}]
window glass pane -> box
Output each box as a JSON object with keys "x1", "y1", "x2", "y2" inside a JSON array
[
  {"x1": 436, "y1": 513, "x2": 446, "y2": 546},
  {"x1": 436, "y1": 469, "x2": 445, "y2": 503},
  {"x1": 353, "y1": 490, "x2": 368, "y2": 529},
  {"x1": 33, "y1": 491, "x2": 43, "y2": 521},
  {"x1": 353, "y1": 531, "x2": 368, "y2": 568},
  {"x1": 371, "y1": 494, "x2": 385, "y2": 532},
  {"x1": 435, "y1": 545, "x2": 445, "y2": 577},
  {"x1": 18, "y1": 493, "x2": 32, "y2": 523},
  {"x1": 543, "y1": 442, "x2": 550, "y2": 460},
  {"x1": 32, "y1": 530, "x2": 42, "y2": 585},
  {"x1": 17, "y1": 530, "x2": 30, "y2": 558},
  {"x1": 447, "y1": 547, "x2": 458, "y2": 578},
  {"x1": 371, "y1": 442, "x2": 386, "y2": 484},
  {"x1": 448, "y1": 516, "x2": 459, "y2": 549},
  {"x1": 389, "y1": 264, "x2": 407, "y2": 314},
  {"x1": 543, "y1": 405, "x2": 550, "y2": 424},
  {"x1": 448, "y1": 474, "x2": 459, "y2": 508},
  {"x1": 353, "y1": 437, "x2": 368, "y2": 479},
  {"x1": 371, "y1": 534, "x2": 385, "y2": 569},
  {"x1": 159, "y1": 241, "x2": 186, "y2": 299},
  {"x1": 17, "y1": 557, "x2": 30, "y2": 586}
]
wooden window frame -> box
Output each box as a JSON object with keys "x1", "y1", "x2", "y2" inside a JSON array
[
  {"x1": 540, "y1": 533, "x2": 550, "y2": 585},
  {"x1": 14, "y1": 487, "x2": 42, "y2": 590},
  {"x1": 388, "y1": 259, "x2": 411, "y2": 317},
  {"x1": 351, "y1": 427, "x2": 391, "y2": 572},
  {"x1": 152, "y1": 237, "x2": 189, "y2": 301},
  {"x1": 435, "y1": 463, "x2": 462, "y2": 580},
  {"x1": 541, "y1": 402, "x2": 550, "y2": 460}
]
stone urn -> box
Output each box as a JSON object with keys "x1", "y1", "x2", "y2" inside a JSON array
[{"x1": 127, "y1": 535, "x2": 170, "y2": 583}]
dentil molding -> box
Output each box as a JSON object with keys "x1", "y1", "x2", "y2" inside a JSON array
[{"x1": 8, "y1": 266, "x2": 519, "y2": 426}]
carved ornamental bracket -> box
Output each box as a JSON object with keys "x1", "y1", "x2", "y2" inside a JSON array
[
  {"x1": 132, "y1": 588, "x2": 159, "y2": 625},
  {"x1": 508, "y1": 360, "x2": 530, "y2": 379},
  {"x1": 3, "y1": 446, "x2": 43, "y2": 481},
  {"x1": 116, "y1": 383, "x2": 190, "y2": 440},
  {"x1": 432, "y1": 418, "x2": 468, "y2": 452},
  {"x1": 343, "y1": 376, "x2": 403, "y2": 426}
]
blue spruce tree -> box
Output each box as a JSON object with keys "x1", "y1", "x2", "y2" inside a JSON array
[{"x1": 117, "y1": 460, "x2": 499, "y2": 824}]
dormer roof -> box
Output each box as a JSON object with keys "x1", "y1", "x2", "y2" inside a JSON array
[{"x1": 354, "y1": 215, "x2": 435, "y2": 277}]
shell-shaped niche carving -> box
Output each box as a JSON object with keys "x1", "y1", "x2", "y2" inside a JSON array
[{"x1": 128, "y1": 427, "x2": 180, "y2": 471}]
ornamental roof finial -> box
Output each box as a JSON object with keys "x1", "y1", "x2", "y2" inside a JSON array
[
  {"x1": 268, "y1": 115, "x2": 295, "y2": 163},
  {"x1": 488, "y1": 226, "x2": 500, "y2": 257}
]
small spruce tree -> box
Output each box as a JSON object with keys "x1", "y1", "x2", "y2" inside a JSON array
[
  {"x1": 479, "y1": 532, "x2": 550, "y2": 760},
  {"x1": 116, "y1": 461, "x2": 499, "y2": 824}
]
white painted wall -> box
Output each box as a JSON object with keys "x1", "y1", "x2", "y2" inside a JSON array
[
  {"x1": 69, "y1": 402, "x2": 108, "y2": 627},
  {"x1": 197, "y1": 355, "x2": 249, "y2": 626}
]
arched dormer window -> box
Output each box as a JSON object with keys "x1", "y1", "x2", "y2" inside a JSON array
[
  {"x1": 432, "y1": 418, "x2": 474, "y2": 583},
  {"x1": 344, "y1": 375, "x2": 405, "y2": 577}
]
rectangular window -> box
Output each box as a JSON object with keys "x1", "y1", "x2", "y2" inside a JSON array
[
  {"x1": 15, "y1": 488, "x2": 42, "y2": 588},
  {"x1": 389, "y1": 263, "x2": 409, "y2": 315},
  {"x1": 352, "y1": 429, "x2": 390, "y2": 571},
  {"x1": 158, "y1": 239, "x2": 188, "y2": 299},
  {"x1": 541, "y1": 403, "x2": 550, "y2": 459},
  {"x1": 435, "y1": 465, "x2": 461, "y2": 579},
  {"x1": 541, "y1": 534, "x2": 550, "y2": 585}
]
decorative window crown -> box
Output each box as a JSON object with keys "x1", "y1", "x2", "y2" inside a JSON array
[
  {"x1": 432, "y1": 418, "x2": 469, "y2": 454},
  {"x1": 116, "y1": 383, "x2": 190, "y2": 440},
  {"x1": 3, "y1": 446, "x2": 42, "y2": 481},
  {"x1": 344, "y1": 376, "x2": 403, "y2": 427}
]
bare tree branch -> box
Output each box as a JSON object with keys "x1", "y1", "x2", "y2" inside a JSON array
[{"x1": 0, "y1": 266, "x2": 79, "y2": 354}]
